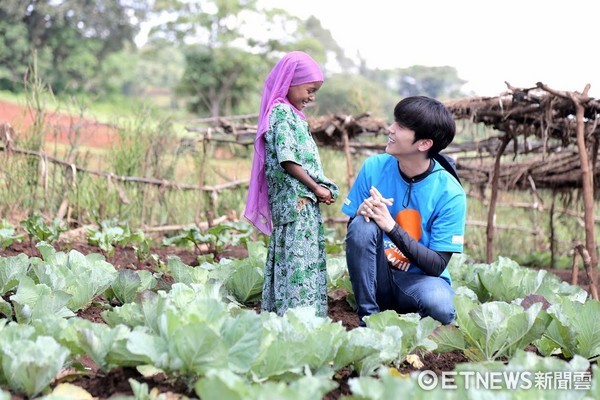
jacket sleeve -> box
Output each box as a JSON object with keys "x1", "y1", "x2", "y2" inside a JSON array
[{"x1": 387, "y1": 224, "x2": 452, "y2": 276}]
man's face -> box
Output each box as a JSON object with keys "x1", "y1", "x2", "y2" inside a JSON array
[{"x1": 385, "y1": 121, "x2": 419, "y2": 156}]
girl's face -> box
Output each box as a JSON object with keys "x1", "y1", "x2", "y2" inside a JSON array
[{"x1": 287, "y1": 81, "x2": 323, "y2": 111}]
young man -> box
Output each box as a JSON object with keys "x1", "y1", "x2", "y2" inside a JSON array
[{"x1": 341, "y1": 96, "x2": 466, "y2": 326}]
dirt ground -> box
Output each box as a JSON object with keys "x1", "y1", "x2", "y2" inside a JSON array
[
  {"x1": 1, "y1": 239, "x2": 597, "y2": 399},
  {"x1": 0, "y1": 99, "x2": 116, "y2": 149}
]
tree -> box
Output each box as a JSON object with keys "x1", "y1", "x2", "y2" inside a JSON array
[
  {"x1": 316, "y1": 73, "x2": 396, "y2": 118},
  {"x1": 0, "y1": 16, "x2": 30, "y2": 91},
  {"x1": 176, "y1": 46, "x2": 264, "y2": 116},
  {"x1": 361, "y1": 65, "x2": 467, "y2": 100},
  {"x1": 0, "y1": 0, "x2": 148, "y2": 94},
  {"x1": 395, "y1": 65, "x2": 466, "y2": 99},
  {"x1": 148, "y1": 0, "x2": 340, "y2": 118}
]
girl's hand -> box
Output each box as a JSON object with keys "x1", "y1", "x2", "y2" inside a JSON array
[{"x1": 314, "y1": 185, "x2": 334, "y2": 204}]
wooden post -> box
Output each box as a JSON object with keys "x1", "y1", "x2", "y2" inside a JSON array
[
  {"x1": 196, "y1": 128, "x2": 211, "y2": 226},
  {"x1": 571, "y1": 247, "x2": 579, "y2": 285},
  {"x1": 574, "y1": 243, "x2": 598, "y2": 300},
  {"x1": 537, "y1": 82, "x2": 598, "y2": 270},
  {"x1": 549, "y1": 190, "x2": 556, "y2": 269},
  {"x1": 569, "y1": 90, "x2": 598, "y2": 270},
  {"x1": 486, "y1": 134, "x2": 511, "y2": 263},
  {"x1": 341, "y1": 127, "x2": 353, "y2": 190}
]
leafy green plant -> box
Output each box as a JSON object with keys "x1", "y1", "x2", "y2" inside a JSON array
[
  {"x1": 324, "y1": 226, "x2": 344, "y2": 255},
  {"x1": 19, "y1": 214, "x2": 66, "y2": 244},
  {"x1": 162, "y1": 225, "x2": 215, "y2": 255},
  {"x1": 0, "y1": 253, "x2": 30, "y2": 296},
  {"x1": 29, "y1": 242, "x2": 118, "y2": 312},
  {"x1": 129, "y1": 378, "x2": 169, "y2": 400},
  {"x1": 431, "y1": 291, "x2": 551, "y2": 362},
  {"x1": 207, "y1": 220, "x2": 253, "y2": 253},
  {"x1": 0, "y1": 335, "x2": 70, "y2": 398},
  {"x1": 104, "y1": 269, "x2": 157, "y2": 305},
  {"x1": 0, "y1": 220, "x2": 23, "y2": 250},
  {"x1": 86, "y1": 219, "x2": 132, "y2": 257},
  {"x1": 128, "y1": 229, "x2": 153, "y2": 267},
  {"x1": 535, "y1": 296, "x2": 600, "y2": 360}
]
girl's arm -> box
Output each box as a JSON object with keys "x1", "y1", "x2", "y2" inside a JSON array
[{"x1": 281, "y1": 161, "x2": 334, "y2": 203}]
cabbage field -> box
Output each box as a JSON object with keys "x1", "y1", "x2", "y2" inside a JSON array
[{"x1": 0, "y1": 218, "x2": 599, "y2": 400}]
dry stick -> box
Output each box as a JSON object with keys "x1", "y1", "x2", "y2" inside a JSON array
[
  {"x1": 486, "y1": 134, "x2": 511, "y2": 263},
  {"x1": 341, "y1": 121, "x2": 353, "y2": 190},
  {"x1": 527, "y1": 174, "x2": 541, "y2": 250},
  {"x1": 571, "y1": 247, "x2": 579, "y2": 286},
  {"x1": 141, "y1": 215, "x2": 229, "y2": 233},
  {"x1": 0, "y1": 145, "x2": 248, "y2": 192},
  {"x1": 549, "y1": 190, "x2": 556, "y2": 269},
  {"x1": 574, "y1": 243, "x2": 598, "y2": 300},
  {"x1": 538, "y1": 82, "x2": 598, "y2": 271}
]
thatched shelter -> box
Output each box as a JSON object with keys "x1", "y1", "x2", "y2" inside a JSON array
[{"x1": 444, "y1": 82, "x2": 599, "y2": 273}]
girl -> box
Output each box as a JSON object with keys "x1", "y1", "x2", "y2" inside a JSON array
[{"x1": 245, "y1": 51, "x2": 338, "y2": 317}]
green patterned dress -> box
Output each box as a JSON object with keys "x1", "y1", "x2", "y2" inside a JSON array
[{"x1": 261, "y1": 104, "x2": 339, "y2": 317}]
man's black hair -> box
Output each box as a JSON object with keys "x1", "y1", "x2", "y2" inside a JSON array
[{"x1": 393, "y1": 96, "x2": 456, "y2": 156}]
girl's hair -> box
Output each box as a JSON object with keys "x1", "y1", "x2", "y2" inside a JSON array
[{"x1": 393, "y1": 96, "x2": 456, "y2": 156}]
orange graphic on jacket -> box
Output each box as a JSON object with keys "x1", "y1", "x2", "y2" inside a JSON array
[{"x1": 384, "y1": 209, "x2": 422, "y2": 266}]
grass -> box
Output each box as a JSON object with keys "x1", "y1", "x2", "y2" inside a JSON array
[{"x1": 1, "y1": 88, "x2": 597, "y2": 268}]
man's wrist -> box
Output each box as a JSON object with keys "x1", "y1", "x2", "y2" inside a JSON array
[{"x1": 385, "y1": 222, "x2": 398, "y2": 234}]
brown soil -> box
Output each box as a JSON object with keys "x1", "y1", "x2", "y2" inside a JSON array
[
  {"x1": 0, "y1": 99, "x2": 116, "y2": 149},
  {"x1": 2, "y1": 238, "x2": 595, "y2": 399}
]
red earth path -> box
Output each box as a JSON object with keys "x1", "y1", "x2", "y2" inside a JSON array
[{"x1": 0, "y1": 99, "x2": 116, "y2": 149}]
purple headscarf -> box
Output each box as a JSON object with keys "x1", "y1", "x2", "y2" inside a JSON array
[{"x1": 244, "y1": 51, "x2": 324, "y2": 235}]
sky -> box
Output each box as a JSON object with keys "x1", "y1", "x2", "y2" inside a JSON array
[{"x1": 258, "y1": 0, "x2": 600, "y2": 98}]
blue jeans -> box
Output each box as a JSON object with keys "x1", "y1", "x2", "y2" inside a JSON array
[{"x1": 345, "y1": 217, "x2": 455, "y2": 326}]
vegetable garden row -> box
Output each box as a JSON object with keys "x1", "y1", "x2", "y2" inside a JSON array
[{"x1": 0, "y1": 218, "x2": 599, "y2": 399}]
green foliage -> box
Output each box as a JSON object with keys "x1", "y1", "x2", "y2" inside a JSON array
[
  {"x1": 86, "y1": 219, "x2": 132, "y2": 257},
  {"x1": 106, "y1": 269, "x2": 157, "y2": 305},
  {"x1": 395, "y1": 65, "x2": 467, "y2": 99},
  {"x1": 32, "y1": 242, "x2": 118, "y2": 311},
  {"x1": 108, "y1": 110, "x2": 178, "y2": 179},
  {"x1": 20, "y1": 214, "x2": 66, "y2": 244},
  {"x1": 535, "y1": 298, "x2": 600, "y2": 360},
  {"x1": 177, "y1": 46, "x2": 265, "y2": 116},
  {"x1": 0, "y1": 335, "x2": 70, "y2": 397},
  {"x1": 316, "y1": 73, "x2": 397, "y2": 118},
  {"x1": 0, "y1": 0, "x2": 149, "y2": 95},
  {"x1": 10, "y1": 276, "x2": 75, "y2": 323},
  {"x1": 0, "y1": 18, "x2": 29, "y2": 91},
  {"x1": 0, "y1": 220, "x2": 23, "y2": 250},
  {"x1": 432, "y1": 292, "x2": 551, "y2": 362},
  {"x1": 207, "y1": 220, "x2": 253, "y2": 252},
  {"x1": 129, "y1": 229, "x2": 154, "y2": 266},
  {"x1": 162, "y1": 225, "x2": 215, "y2": 253}
]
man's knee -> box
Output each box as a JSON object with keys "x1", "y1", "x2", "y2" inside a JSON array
[
  {"x1": 420, "y1": 285, "x2": 455, "y2": 325},
  {"x1": 346, "y1": 217, "x2": 380, "y2": 246}
]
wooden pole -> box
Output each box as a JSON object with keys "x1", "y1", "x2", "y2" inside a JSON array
[
  {"x1": 574, "y1": 243, "x2": 598, "y2": 300},
  {"x1": 341, "y1": 126, "x2": 353, "y2": 190},
  {"x1": 568, "y1": 88, "x2": 598, "y2": 270},
  {"x1": 549, "y1": 190, "x2": 556, "y2": 269},
  {"x1": 538, "y1": 82, "x2": 598, "y2": 270},
  {"x1": 486, "y1": 134, "x2": 511, "y2": 263}
]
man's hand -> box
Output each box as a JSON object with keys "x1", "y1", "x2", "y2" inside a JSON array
[{"x1": 358, "y1": 186, "x2": 395, "y2": 232}]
